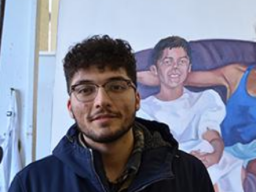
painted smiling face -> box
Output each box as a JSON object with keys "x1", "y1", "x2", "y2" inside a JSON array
[{"x1": 155, "y1": 47, "x2": 191, "y2": 90}]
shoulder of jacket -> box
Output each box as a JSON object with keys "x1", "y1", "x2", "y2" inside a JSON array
[{"x1": 17, "y1": 155, "x2": 60, "y2": 177}]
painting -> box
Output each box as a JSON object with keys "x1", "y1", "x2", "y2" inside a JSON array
[{"x1": 135, "y1": 37, "x2": 256, "y2": 192}]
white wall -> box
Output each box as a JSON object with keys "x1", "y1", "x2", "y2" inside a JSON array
[
  {"x1": 0, "y1": 0, "x2": 39, "y2": 165},
  {"x1": 36, "y1": 53, "x2": 56, "y2": 160},
  {"x1": 51, "y1": 0, "x2": 256, "y2": 149}
]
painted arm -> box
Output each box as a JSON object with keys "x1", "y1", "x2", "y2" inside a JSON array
[
  {"x1": 185, "y1": 69, "x2": 226, "y2": 87},
  {"x1": 191, "y1": 129, "x2": 224, "y2": 168},
  {"x1": 137, "y1": 70, "x2": 159, "y2": 86},
  {"x1": 190, "y1": 89, "x2": 226, "y2": 168},
  {"x1": 186, "y1": 64, "x2": 247, "y2": 99}
]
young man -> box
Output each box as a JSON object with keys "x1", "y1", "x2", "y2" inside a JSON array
[
  {"x1": 136, "y1": 36, "x2": 244, "y2": 192},
  {"x1": 8, "y1": 35, "x2": 214, "y2": 192}
]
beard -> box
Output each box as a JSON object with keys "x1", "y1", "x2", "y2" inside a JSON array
[{"x1": 74, "y1": 113, "x2": 135, "y2": 144}]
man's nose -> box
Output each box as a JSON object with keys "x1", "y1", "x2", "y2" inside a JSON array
[
  {"x1": 93, "y1": 87, "x2": 112, "y2": 107},
  {"x1": 172, "y1": 60, "x2": 178, "y2": 68}
]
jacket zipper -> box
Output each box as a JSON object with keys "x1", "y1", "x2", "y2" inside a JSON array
[{"x1": 89, "y1": 149, "x2": 108, "y2": 192}]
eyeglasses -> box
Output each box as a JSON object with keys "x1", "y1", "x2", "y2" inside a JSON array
[
  {"x1": 160, "y1": 57, "x2": 190, "y2": 67},
  {"x1": 70, "y1": 79, "x2": 136, "y2": 102}
]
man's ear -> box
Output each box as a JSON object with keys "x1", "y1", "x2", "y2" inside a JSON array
[
  {"x1": 149, "y1": 65, "x2": 158, "y2": 76},
  {"x1": 67, "y1": 99, "x2": 74, "y2": 119},
  {"x1": 135, "y1": 92, "x2": 140, "y2": 111}
]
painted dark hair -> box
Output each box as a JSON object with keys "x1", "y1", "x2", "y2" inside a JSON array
[
  {"x1": 63, "y1": 35, "x2": 137, "y2": 94},
  {"x1": 150, "y1": 36, "x2": 191, "y2": 66}
]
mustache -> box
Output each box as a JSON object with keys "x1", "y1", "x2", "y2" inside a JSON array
[{"x1": 88, "y1": 108, "x2": 122, "y2": 121}]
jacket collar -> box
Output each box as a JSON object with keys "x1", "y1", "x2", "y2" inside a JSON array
[{"x1": 52, "y1": 118, "x2": 178, "y2": 190}]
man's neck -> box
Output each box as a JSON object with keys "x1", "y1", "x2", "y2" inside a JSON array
[
  {"x1": 156, "y1": 86, "x2": 184, "y2": 101},
  {"x1": 85, "y1": 129, "x2": 134, "y2": 182}
]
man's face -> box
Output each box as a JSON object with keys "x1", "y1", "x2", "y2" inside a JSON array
[
  {"x1": 67, "y1": 66, "x2": 140, "y2": 145},
  {"x1": 154, "y1": 47, "x2": 191, "y2": 89}
]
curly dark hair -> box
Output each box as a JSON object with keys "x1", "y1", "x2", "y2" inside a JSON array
[
  {"x1": 150, "y1": 36, "x2": 191, "y2": 66},
  {"x1": 63, "y1": 35, "x2": 137, "y2": 94}
]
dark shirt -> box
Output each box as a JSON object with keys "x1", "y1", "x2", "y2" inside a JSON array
[{"x1": 78, "y1": 126, "x2": 144, "y2": 192}]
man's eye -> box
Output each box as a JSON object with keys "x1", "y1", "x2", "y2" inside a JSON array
[
  {"x1": 180, "y1": 59, "x2": 189, "y2": 65},
  {"x1": 109, "y1": 83, "x2": 126, "y2": 92},
  {"x1": 77, "y1": 86, "x2": 95, "y2": 95},
  {"x1": 179, "y1": 61, "x2": 185, "y2": 65},
  {"x1": 163, "y1": 59, "x2": 172, "y2": 65}
]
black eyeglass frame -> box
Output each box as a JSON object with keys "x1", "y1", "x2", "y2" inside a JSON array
[{"x1": 70, "y1": 78, "x2": 136, "y2": 102}]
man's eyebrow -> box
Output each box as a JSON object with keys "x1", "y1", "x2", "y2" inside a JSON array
[
  {"x1": 71, "y1": 80, "x2": 93, "y2": 87},
  {"x1": 72, "y1": 77, "x2": 129, "y2": 86},
  {"x1": 180, "y1": 55, "x2": 189, "y2": 59},
  {"x1": 105, "y1": 76, "x2": 129, "y2": 81},
  {"x1": 164, "y1": 55, "x2": 189, "y2": 59}
]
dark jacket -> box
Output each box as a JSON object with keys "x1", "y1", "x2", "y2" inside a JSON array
[{"x1": 8, "y1": 118, "x2": 214, "y2": 192}]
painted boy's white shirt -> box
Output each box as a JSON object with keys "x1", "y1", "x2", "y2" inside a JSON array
[
  {"x1": 137, "y1": 88, "x2": 224, "y2": 144},
  {"x1": 137, "y1": 88, "x2": 244, "y2": 192}
]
